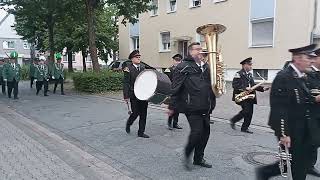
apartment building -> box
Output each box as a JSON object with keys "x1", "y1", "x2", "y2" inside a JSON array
[{"x1": 119, "y1": 0, "x2": 320, "y2": 82}]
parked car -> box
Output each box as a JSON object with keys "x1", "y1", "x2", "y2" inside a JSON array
[
  {"x1": 108, "y1": 59, "x2": 155, "y2": 72},
  {"x1": 108, "y1": 59, "x2": 128, "y2": 71}
]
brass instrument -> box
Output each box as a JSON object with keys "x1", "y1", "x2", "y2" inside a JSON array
[
  {"x1": 196, "y1": 24, "x2": 226, "y2": 97},
  {"x1": 234, "y1": 72, "x2": 266, "y2": 103},
  {"x1": 276, "y1": 142, "x2": 293, "y2": 179}
]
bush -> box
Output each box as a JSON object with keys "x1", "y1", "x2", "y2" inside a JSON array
[
  {"x1": 20, "y1": 65, "x2": 30, "y2": 80},
  {"x1": 72, "y1": 70, "x2": 123, "y2": 93}
]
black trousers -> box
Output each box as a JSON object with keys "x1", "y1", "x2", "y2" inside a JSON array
[
  {"x1": 168, "y1": 112, "x2": 179, "y2": 125},
  {"x1": 310, "y1": 146, "x2": 318, "y2": 167},
  {"x1": 231, "y1": 100, "x2": 254, "y2": 130},
  {"x1": 53, "y1": 76, "x2": 64, "y2": 93},
  {"x1": 0, "y1": 77, "x2": 5, "y2": 94},
  {"x1": 185, "y1": 113, "x2": 210, "y2": 163},
  {"x1": 30, "y1": 77, "x2": 34, "y2": 88},
  {"x1": 126, "y1": 98, "x2": 148, "y2": 135},
  {"x1": 36, "y1": 80, "x2": 48, "y2": 95},
  {"x1": 258, "y1": 135, "x2": 313, "y2": 180},
  {"x1": 7, "y1": 79, "x2": 18, "y2": 98}
]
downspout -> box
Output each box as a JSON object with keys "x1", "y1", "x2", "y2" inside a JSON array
[
  {"x1": 0, "y1": 12, "x2": 9, "y2": 27},
  {"x1": 311, "y1": 0, "x2": 318, "y2": 43}
]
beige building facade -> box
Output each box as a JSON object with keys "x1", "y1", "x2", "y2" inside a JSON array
[{"x1": 119, "y1": 0, "x2": 320, "y2": 82}]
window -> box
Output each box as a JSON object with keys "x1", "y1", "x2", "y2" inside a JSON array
[
  {"x1": 250, "y1": 0, "x2": 275, "y2": 47},
  {"x1": 213, "y1": 0, "x2": 227, "y2": 3},
  {"x1": 63, "y1": 55, "x2": 67, "y2": 62},
  {"x1": 190, "y1": 0, "x2": 201, "y2": 8},
  {"x1": 2, "y1": 40, "x2": 15, "y2": 49},
  {"x1": 72, "y1": 54, "x2": 76, "y2": 62},
  {"x1": 131, "y1": 37, "x2": 139, "y2": 50},
  {"x1": 253, "y1": 69, "x2": 268, "y2": 80},
  {"x1": 160, "y1": 32, "x2": 170, "y2": 51},
  {"x1": 168, "y1": 0, "x2": 177, "y2": 12},
  {"x1": 86, "y1": 54, "x2": 91, "y2": 62},
  {"x1": 196, "y1": 33, "x2": 206, "y2": 49},
  {"x1": 150, "y1": 0, "x2": 158, "y2": 16},
  {"x1": 251, "y1": 18, "x2": 274, "y2": 46},
  {"x1": 23, "y1": 41, "x2": 30, "y2": 49}
]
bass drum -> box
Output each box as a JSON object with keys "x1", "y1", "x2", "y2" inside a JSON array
[{"x1": 134, "y1": 69, "x2": 171, "y2": 104}]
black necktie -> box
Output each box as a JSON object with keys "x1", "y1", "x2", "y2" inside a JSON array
[{"x1": 137, "y1": 66, "x2": 140, "y2": 71}]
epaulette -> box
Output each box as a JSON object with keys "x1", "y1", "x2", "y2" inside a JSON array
[
  {"x1": 234, "y1": 72, "x2": 240, "y2": 78},
  {"x1": 164, "y1": 68, "x2": 171, "y2": 73},
  {"x1": 123, "y1": 67, "x2": 130, "y2": 72}
]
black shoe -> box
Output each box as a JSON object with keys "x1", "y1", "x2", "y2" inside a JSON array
[
  {"x1": 255, "y1": 167, "x2": 269, "y2": 180},
  {"x1": 138, "y1": 133, "x2": 150, "y2": 138},
  {"x1": 125, "y1": 123, "x2": 130, "y2": 134},
  {"x1": 173, "y1": 124, "x2": 182, "y2": 129},
  {"x1": 308, "y1": 167, "x2": 320, "y2": 177},
  {"x1": 61, "y1": 92, "x2": 65, "y2": 95},
  {"x1": 8, "y1": 96, "x2": 11, "y2": 98},
  {"x1": 241, "y1": 129, "x2": 253, "y2": 134},
  {"x1": 183, "y1": 156, "x2": 192, "y2": 171},
  {"x1": 168, "y1": 120, "x2": 173, "y2": 130},
  {"x1": 14, "y1": 97, "x2": 19, "y2": 100},
  {"x1": 53, "y1": 90, "x2": 56, "y2": 94},
  {"x1": 44, "y1": 94, "x2": 49, "y2": 96},
  {"x1": 230, "y1": 120, "x2": 235, "y2": 130},
  {"x1": 193, "y1": 159, "x2": 212, "y2": 168}
]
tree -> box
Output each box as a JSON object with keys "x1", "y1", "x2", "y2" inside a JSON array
[
  {"x1": 84, "y1": 0, "x2": 151, "y2": 72},
  {"x1": 6, "y1": 0, "x2": 69, "y2": 62}
]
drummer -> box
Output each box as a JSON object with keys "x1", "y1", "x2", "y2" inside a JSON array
[
  {"x1": 164, "y1": 54, "x2": 183, "y2": 130},
  {"x1": 123, "y1": 50, "x2": 150, "y2": 138}
]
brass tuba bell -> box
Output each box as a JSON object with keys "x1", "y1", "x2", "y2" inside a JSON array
[{"x1": 196, "y1": 24, "x2": 226, "y2": 97}]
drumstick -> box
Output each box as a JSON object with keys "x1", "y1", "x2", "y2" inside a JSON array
[{"x1": 126, "y1": 101, "x2": 132, "y2": 115}]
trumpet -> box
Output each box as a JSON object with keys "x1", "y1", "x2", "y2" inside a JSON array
[{"x1": 276, "y1": 141, "x2": 293, "y2": 179}]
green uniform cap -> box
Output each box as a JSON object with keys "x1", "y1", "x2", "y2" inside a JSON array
[
  {"x1": 55, "y1": 53, "x2": 62, "y2": 60},
  {"x1": 10, "y1": 51, "x2": 18, "y2": 59}
]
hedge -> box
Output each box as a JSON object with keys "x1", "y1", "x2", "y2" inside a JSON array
[{"x1": 72, "y1": 70, "x2": 123, "y2": 93}]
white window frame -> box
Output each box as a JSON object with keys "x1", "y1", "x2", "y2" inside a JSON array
[
  {"x1": 167, "y1": 0, "x2": 177, "y2": 13},
  {"x1": 212, "y1": 0, "x2": 227, "y2": 3},
  {"x1": 249, "y1": 17, "x2": 275, "y2": 47},
  {"x1": 23, "y1": 41, "x2": 30, "y2": 49},
  {"x1": 189, "y1": 0, "x2": 201, "y2": 8},
  {"x1": 195, "y1": 33, "x2": 206, "y2": 49},
  {"x1": 2, "y1": 40, "x2": 15, "y2": 49},
  {"x1": 149, "y1": 0, "x2": 159, "y2": 16},
  {"x1": 159, "y1": 32, "x2": 171, "y2": 52},
  {"x1": 131, "y1": 36, "x2": 139, "y2": 51},
  {"x1": 249, "y1": 0, "x2": 276, "y2": 48},
  {"x1": 63, "y1": 55, "x2": 68, "y2": 62}
]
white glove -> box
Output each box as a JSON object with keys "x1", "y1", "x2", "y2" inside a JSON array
[
  {"x1": 47, "y1": 79, "x2": 49, "y2": 81},
  {"x1": 4, "y1": 79, "x2": 7, "y2": 82},
  {"x1": 34, "y1": 79, "x2": 37, "y2": 82},
  {"x1": 52, "y1": 76, "x2": 55, "y2": 79}
]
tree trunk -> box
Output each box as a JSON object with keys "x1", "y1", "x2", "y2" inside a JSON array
[
  {"x1": 82, "y1": 50, "x2": 87, "y2": 72},
  {"x1": 48, "y1": 15, "x2": 55, "y2": 63},
  {"x1": 67, "y1": 49, "x2": 73, "y2": 72},
  {"x1": 85, "y1": 0, "x2": 99, "y2": 72}
]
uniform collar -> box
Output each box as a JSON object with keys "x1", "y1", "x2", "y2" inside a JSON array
[
  {"x1": 290, "y1": 63, "x2": 305, "y2": 78},
  {"x1": 133, "y1": 63, "x2": 140, "y2": 68},
  {"x1": 311, "y1": 65, "x2": 320, "y2": 72}
]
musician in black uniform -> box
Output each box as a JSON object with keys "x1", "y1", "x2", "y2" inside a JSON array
[
  {"x1": 164, "y1": 54, "x2": 183, "y2": 130},
  {"x1": 123, "y1": 50, "x2": 150, "y2": 138},
  {"x1": 256, "y1": 44, "x2": 320, "y2": 180},
  {"x1": 168, "y1": 42, "x2": 216, "y2": 170},
  {"x1": 230, "y1": 57, "x2": 269, "y2": 134},
  {"x1": 305, "y1": 48, "x2": 320, "y2": 177}
]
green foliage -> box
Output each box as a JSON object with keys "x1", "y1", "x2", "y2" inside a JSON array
[
  {"x1": 20, "y1": 65, "x2": 30, "y2": 80},
  {"x1": 73, "y1": 70, "x2": 123, "y2": 93}
]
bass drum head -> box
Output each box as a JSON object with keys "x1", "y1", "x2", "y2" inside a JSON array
[{"x1": 134, "y1": 70, "x2": 158, "y2": 101}]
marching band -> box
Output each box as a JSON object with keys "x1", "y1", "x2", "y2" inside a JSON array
[{"x1": 1, "y1": 29, "x2": 320, "y2": 180}]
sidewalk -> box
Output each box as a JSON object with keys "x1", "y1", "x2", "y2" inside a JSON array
[{"x1": 0, "y1": 103, "x2": 132, "y2": 180}]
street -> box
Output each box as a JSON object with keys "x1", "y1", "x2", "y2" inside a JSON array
[{"x1": 0, "y1": 81, "x2": 318, "y2": 180}]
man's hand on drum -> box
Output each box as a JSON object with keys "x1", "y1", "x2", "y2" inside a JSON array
[
  {"x1": 167, "y1": 109, "x2": 174, "y2": 116},
  {"x1": 124, "y1": 98, "x2": 129, "y2": 103}
]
